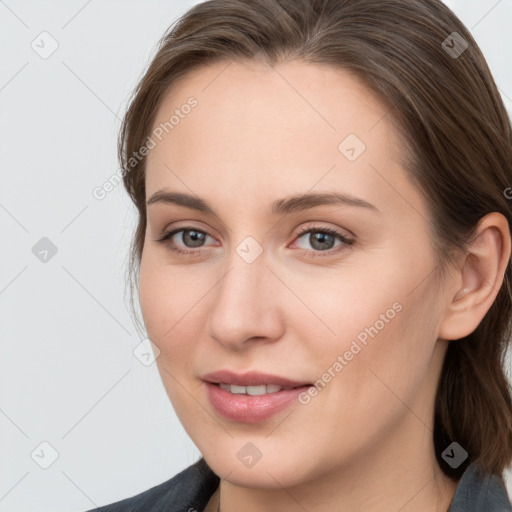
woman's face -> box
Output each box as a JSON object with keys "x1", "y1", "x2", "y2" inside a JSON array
[{"x1": 140, "y1": 59, "x2": 453, "y2": 487}]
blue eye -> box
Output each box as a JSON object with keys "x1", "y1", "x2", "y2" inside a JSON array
[{"x1": 154, "y1": 225, "x2": 354, "y2": 258}]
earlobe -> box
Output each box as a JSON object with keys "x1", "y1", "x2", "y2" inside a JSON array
[{"x1": 438, "y1": 212, "x2": 511, "y2": 341}]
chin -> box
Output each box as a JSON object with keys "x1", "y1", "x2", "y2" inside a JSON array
[{"x1": 202, "y1": 446, "x2": 317, "y2": 489}]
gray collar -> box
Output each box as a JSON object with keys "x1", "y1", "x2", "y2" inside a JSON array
[{"x1": 447, "y1": 461, "x2": 511, "y2": 511}]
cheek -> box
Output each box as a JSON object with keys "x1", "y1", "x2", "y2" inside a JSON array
[
  {"x1": 138, "y1": 252, "x2": 214, "y2": 382},
  {"x1": 138, "y1": 258, "x2": 168, "y2": 340},
  {"x1": 138, "y1": 257, "x2": 201, "y2": 412},
  {"x1": 299, "y1": 251, "x2": 440, "y2": 410},
  {"x1": 139, "y1": 249, "x2": 195, "y2": 340},
  {"x1": 326, "y1": 284, "x2": 439, "y2": 431}
]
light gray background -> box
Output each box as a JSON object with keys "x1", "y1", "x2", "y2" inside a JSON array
[{"x1": 1, "y1": 1, "x2": 511, "y2": 511}]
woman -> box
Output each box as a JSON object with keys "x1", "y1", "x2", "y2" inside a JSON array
[{"x1": 87, "y1": 0, "x2": 512, "y2": 510}]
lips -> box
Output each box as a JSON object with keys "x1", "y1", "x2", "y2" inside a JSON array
[
  {"x1": 202, "y1": 369, "x2": 311, "y2": 388},
  {"x1": 205, "y1": 382, "x2": 311, "y2": 423},
  {"x1": 202, "y1": 370, "x2": 313, "y2": 423}
]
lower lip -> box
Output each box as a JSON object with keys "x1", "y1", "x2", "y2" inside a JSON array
[{"x1": 205, "y1": 382, "x2": 311, "y2": 423}]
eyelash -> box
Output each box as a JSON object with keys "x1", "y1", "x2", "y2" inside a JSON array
[{"x1": 154, "y1": 224, "x2": 354, "y2": 259}]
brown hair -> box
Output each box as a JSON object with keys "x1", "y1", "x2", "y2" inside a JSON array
[{"x1": 119, "y1": 0, "x2": 512, "y2": 480}]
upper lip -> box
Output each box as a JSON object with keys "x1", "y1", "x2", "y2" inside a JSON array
[{"x1": 202, "y1": 370, "x2": 311, "y2": 388}]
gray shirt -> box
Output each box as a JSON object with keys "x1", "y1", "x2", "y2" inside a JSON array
[{"x1": 85, "y1": 457, "x2": 512, "y2": 511}]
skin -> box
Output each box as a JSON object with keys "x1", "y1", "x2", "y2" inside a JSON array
[{"x1": 139, "y1": 59, "x2": 511, "y2": 512}]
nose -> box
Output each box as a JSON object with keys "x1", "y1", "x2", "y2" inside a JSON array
[{"x1": 205, "y1": 249, "x2": 285, "y2": 350}]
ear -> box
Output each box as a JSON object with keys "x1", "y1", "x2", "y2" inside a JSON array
[{"x1": 438, "y1": 212, "x2": 511, "y2": 341}]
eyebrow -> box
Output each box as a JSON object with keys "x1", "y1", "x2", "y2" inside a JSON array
[{"x1": 146, "y1": 190, "x2": 380, "y2": 215}]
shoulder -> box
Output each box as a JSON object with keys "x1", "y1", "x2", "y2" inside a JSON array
[
  {"x1": 448, "y1": 461, "x2": 512, "y2": 512},
  {"x1": 84, "y1": 458, "x2": 220, "y2": 512}
]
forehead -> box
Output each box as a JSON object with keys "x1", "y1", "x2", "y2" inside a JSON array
[
  {"x1": 150, "y1": 59, "x2": 393, "y2": 147},
  {"x1": 145, "y1": 59, "x2": 422, "y2": 219}
]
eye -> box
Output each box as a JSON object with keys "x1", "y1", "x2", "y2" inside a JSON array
[
  {"x1": 154, "y1": 227, "x2": 216, "y2": 256},
  {"x1": 292, "y1": 224, "x2": 354, "y2": 258},
  {"x1": 153, "y1": 224, "x2": 354, "y2": 258}
]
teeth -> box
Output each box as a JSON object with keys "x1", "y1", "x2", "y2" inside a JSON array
[{"x1": 218, "y1": 383, "x2": 288, "y2": 395}]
